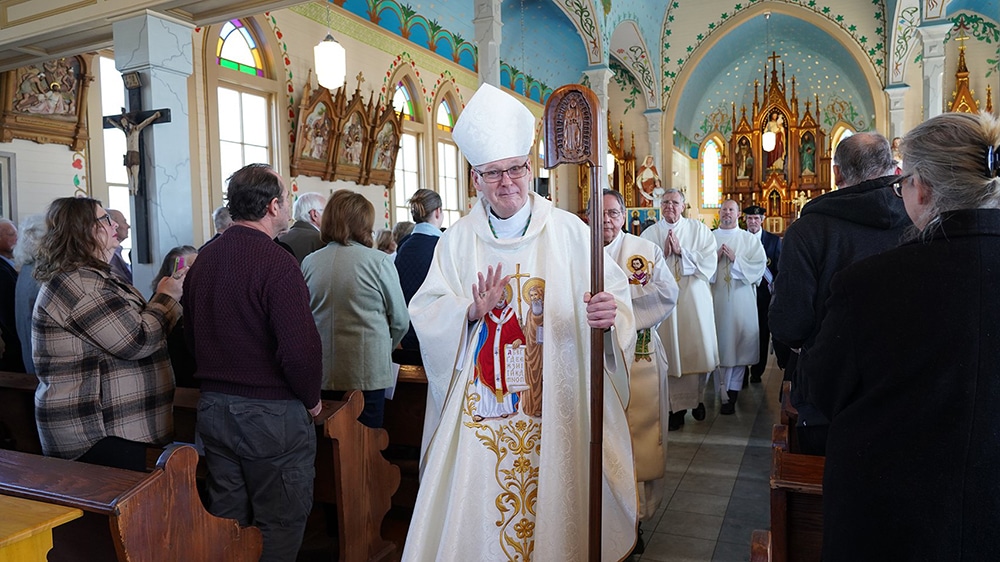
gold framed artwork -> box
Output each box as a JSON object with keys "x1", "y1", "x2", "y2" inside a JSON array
[{"x1": 0, "y1": 55, "x2": 93, "y2": 151}]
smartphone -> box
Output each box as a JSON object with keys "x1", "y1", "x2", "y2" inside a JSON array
[{"x1": 173, "y1": 256, "x2": 185, "y2": 274}]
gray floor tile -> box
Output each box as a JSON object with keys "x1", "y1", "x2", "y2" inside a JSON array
[
  {"x1": 640, "y1": 532, "x2": 718, "y2": 562},
  {"x1": 677, "y1": 471, "x2": 737, "y2": 497},
  {"x1": 657, "y1": 509, "x2": 725, "y2": 541},
  {"x1": 666, "y1": 490, "x2": 731, "y2": 517},
  {"x1": 712, "y1": 539, "x2": 750, "y2": 562}
]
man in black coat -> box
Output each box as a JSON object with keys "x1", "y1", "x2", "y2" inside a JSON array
[
  {"x1": 769, "y1": 132, "x2": 908, "y2": 455},
  {"x1": 743, "y1": 204, "x2": 788, "y2": 382},
  {"x1": 0, "y1": 218, "x2": 23, "y2": 372}
]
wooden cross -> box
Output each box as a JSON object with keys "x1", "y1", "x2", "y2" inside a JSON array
[{"x1": 101, "y1": 72, "x2": 171, "y2": 264}]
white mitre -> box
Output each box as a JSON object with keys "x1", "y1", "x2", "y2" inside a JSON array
[{"x1": 452, "y1": 83, "x2": 535, "y2": 167}]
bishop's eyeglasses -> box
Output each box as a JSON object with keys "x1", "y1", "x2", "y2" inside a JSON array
[{"x1": 474, "y1": 161, "x2": 530, "y2": 184}]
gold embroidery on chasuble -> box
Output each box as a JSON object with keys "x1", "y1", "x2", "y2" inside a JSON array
[
  {"x1": 627, "y1": 254, "x2": 651, "y2": 286},
  {"x1": 635, "y1": 328, "x2": 653, "y2": 362},
  {"x1": 464, "y1": 266, "x2": 547, "y2": 560}
]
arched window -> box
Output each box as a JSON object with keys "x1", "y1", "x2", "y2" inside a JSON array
[
  {"x1": 434, "y1": 94, "x2": 461, "y2": 227},
  {"x1": 436, "y1": 99, "x2": 454, "y2": 132},
  {"x1": 217, "y1": 20, "x2": 265, "y2": 77},
  {"x1": 206, "y1": 18, "x2": 278, "y2": 202},
  {"x1": 701, "y1": 139, "x2": 722, "y2": 208},
  {"x1": 394, "y1": 84, "x2": 415, "y2": 121},
  {"x1": 829, "y1": 126, "x2": 855, "y2": 190},
  {"x1": 392, "y1": 78, "x2": 422, "y2": 222}
]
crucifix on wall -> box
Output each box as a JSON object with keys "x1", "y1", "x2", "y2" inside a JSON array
[{"x1": 101, "y1": 71, "x2": 171, "y2": 264}]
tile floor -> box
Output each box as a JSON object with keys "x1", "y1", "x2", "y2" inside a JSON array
[{"x1": 630, "y1": 358, "x2": 781, "y2": 562}]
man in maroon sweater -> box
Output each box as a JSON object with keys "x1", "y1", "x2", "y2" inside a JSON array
[{"x1": 183, "y1": 163, "x2": 323, "y2": 561}]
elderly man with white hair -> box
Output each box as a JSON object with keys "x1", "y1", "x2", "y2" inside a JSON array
[
  {"x1": 403, "y1": 83, "x2": 639, "y2": 561},
  {"x1": 276, "y1": 191, "x2": 327, "y2": 263}
]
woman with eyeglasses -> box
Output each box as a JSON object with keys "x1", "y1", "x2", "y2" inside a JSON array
[
  {"x1": 800, "y1": 111, "x2": 1000, "y2": 560},
  {"x1": 32, "y1": 197, "x2": 185, "y2": 470}
]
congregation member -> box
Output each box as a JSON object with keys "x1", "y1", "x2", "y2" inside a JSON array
[
  {"x1": 183, "y1": 163, "x2": 322, "y2": 561},
  {"x1": 302, "y1": 189, "x2": 409, "y2": 429},
  {"x1": 106, "y1": 209, "x2": 132, "y2": 284},
  {"x1": 597, "y1": 188, "x2": 678, "y2": 550},
  {"x1": 392, "y1": 219, "x2": 415, "y2": 249},
  {"x1": 375, "y1": 228, "x2": 396, "y2": 255},
  {"x1": 393, "y1": 188, "x2": 444, "y2": 365},
  {"x1": 276, "y1": 191, "x2": 326, "y2": 263},
  {"x1": 152, "y1": 245, "x2": 198, "y2": 388},
  {"x1": 802, "y1": 111, "x2": 1000, "y2": 560},
  {"x1": 403, "y1": 83, "x2": 638, "y2": 561},
  {"x1": 33, "y1": 198, "x2": 182, "y2": 470},
  {"x1": 710, "y1": 200, "x2": 765, "y2": 414},
  {"x1": 13, "y1": 214, "x2": 44, "y2": 374},
  {"x1": 742, "y1": 204, "x2": 787, "y2": 382},
  {"x1": 200, "y1": 205, "x2": 232, "y2": 250},
  {"x1": 769, "y1": 132, "x2": 907, "y2": 455},
  {"x1": 0, "y1": 217, "x2": 23, "y2": 372},
  {"x1": 641, "y1": 188, "x2": 719, "y2": 430}
]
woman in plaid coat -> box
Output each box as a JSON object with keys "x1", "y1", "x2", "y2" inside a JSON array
[{"x1": 32, "y1": 197, "x2": 185, "y2": 469}]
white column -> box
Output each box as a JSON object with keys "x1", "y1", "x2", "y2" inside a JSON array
[
  {"x1": 112, "y1": 12, "x2": 194, "y2": 296},
  {"x1": 918, "y1": 22, "x2": 951, "y2": 120},
  {"x1": 583, "y1": 66, "x2": 615, "y2": 189},
  {"x1": 643, "y1": 109, "x2": 663, "y2": 179},
  {"x1": 884, "y1": 85, "x2": 909, "y2": 139},
  {"x1": 474, "y1": 0, "x2": 502, "y2": 88}
]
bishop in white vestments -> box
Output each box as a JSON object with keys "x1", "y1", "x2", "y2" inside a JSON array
[
  {"x1": 599, "y1": 189, "x2": 678, "y2": 526},
  {"x1": 403, "y1": 84, "x2": 639, "y2": 562},
  {"x1": 641, "y1": 188, "x2": 720, "y2": 430},
  {"x1": 710, "y1": 200, "x2": 766, "y2": 414}
]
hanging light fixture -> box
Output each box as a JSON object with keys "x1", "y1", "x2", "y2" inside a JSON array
[
  {"x1": 760, "y1": 12, "x2": 775, "y2": 152},
  {"x1": 314, "y1": 0, "x2": 346, "y2": 90}
]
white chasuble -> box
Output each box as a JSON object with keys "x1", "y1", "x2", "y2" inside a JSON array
[
  {"x1": 711, "y1": 228, "x2": 766, "y2": 367},
  {"x1": 405, "y1": 193, "x2": 638, "y2": 562},
  {"x1": 641, "y1": 217, "x2": 720, "y2": 377},
  {"x1": 605, "y1": 231, "x2": 678, "y2": 520}
]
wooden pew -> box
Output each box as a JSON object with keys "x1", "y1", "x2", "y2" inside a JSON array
[
  {"x1": 0, "y1": 444, "x2": 262, "y2": 561},
  {"x1": 174, "y1": 387, "x2": 401, "y2": 562},
  {"x1": 0, "y1": 371, "x2": 41, "y2": 454},
  {"x1": 382, "y1": 363, "x2": 428, "y2": 509},
  {"x1": 779, "y1": 381, "x2": 800, "y2": 453},
  {"x1": 752, "y1": 423, "x2": 825, "y2": 562}
]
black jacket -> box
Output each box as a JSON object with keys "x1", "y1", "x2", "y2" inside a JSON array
[
  {"x1": 769, "y1": 175, "x2": 910, "y2": 425},
  {"x1": 801, "y1": 209, "x2": 1000, "y2": 560}
]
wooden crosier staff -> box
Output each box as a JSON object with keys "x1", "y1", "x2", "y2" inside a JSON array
[{"x1": 542, "y1": 84, "x2": 604, "y2": 562}]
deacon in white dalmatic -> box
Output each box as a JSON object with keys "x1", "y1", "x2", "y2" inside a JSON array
[
  {"x1": 402, "y1": 84, "x2": 639, "y2": 562},
  {"x1": 710, "y1": 200, "x2": 766, "y2": 414},
  {"x1": 597, "y1": 188, "x2": 678, "y2": 531}
]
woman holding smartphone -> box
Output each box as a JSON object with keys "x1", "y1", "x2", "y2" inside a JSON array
[
  {"x1": 153, "y1": 245, "x2": 199, "y2": 388},
  {"x1": 32, "y1": 197, "x2": 185, "y2": 470}
]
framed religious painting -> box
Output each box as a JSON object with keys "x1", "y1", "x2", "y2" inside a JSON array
[
  {"x1": 0, "y1": 55, "x2": 93, "y2": 150},
  {"x1": 363, "y1": 103, "x2": 400, "y2": 189},
  {"x1": 290, "y1": 82, "x2": 337, "y2": 180}
]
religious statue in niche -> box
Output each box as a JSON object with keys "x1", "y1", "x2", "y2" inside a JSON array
[
  {"x1": 340, "y1": 113, "x2": 363, "y2": 165},
  {"x1": 636, "y1": 155, "x2": 660, "y2": 207},
  {"x1": 764, "y1": 111, "x2": 786, "y2": 171},
  {"x1": 736, "y1": 137, "x2": 753, "y2": 180},
  {"x1": 372, "y1": 123, "x2": 397, "y2": 171},
  {"x1": 563, "y1": 95, "x2": 583, "y2": 156},
  {"x1": 300, "y1": 104, "x2": 332, "y2": 160},
  {"x1": 799, "y1": 132, "x2": 816, "y2": 176},
  {"x1": 13, "y1": 59, "x2": 79, "y2": 116},
  {"x1": 106, "y1": 109, "x2": 162, "y2": 195}
]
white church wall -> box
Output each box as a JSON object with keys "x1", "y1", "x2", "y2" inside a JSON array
[{"x1": 0, "y1": 139, "x2": 84, "y2": 221}]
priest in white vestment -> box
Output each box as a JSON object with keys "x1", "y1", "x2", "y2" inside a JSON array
[
  {"x1": 403, "y1": 83, "x2": 639, "y2": 562},
  {"x1": 710, "y1": 200, "x2": 767, "y2": 414},
  {"x1": 641, "y1": 188, "x2": 719, "y2": 430},
  {"x1": 598, "y1": 189, "x2": 678, "y2": 540}
]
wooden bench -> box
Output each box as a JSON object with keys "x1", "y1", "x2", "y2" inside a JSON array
[
  {"x1": 0, "y1": 444, "x2": 262, "y2": 561},
  {"x1": 750, "y1": 423, "x2": 825, "y2": 562},
  {"x1": 0, "y1": 371, "x2": 42, "y2": 454},
  {"x1": 174, "y1": 387, "x2": 400, "y2": 562},
  {"x1": 779, "y1": 381, "x2": 800, "y2": 453}
]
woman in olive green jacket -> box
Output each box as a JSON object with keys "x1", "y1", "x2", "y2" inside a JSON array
[{"x1": 302, "y1": 190, "x2": 409, "y2": 428}]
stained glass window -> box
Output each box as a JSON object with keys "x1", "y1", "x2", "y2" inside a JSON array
[
  {"x1": 393, "y1": 83, "x2": 414, "y2": 121},
  {"x1": 436, "y1": 99, "x2": 453, "y2": 132},
  {"x1": 217, "y1": 20, "x2": 264, "y2": 77}
]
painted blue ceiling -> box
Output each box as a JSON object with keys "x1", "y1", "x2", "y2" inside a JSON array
[
  {"x1": 948, "y1": 0, "x2": 1000, "y2": 17},
  {"x1": 499, "y1": 0, "x2": 589, "y2": 93},
  {"x1": 675, "y1": 12, "x2": 876, "y2": 143}
]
